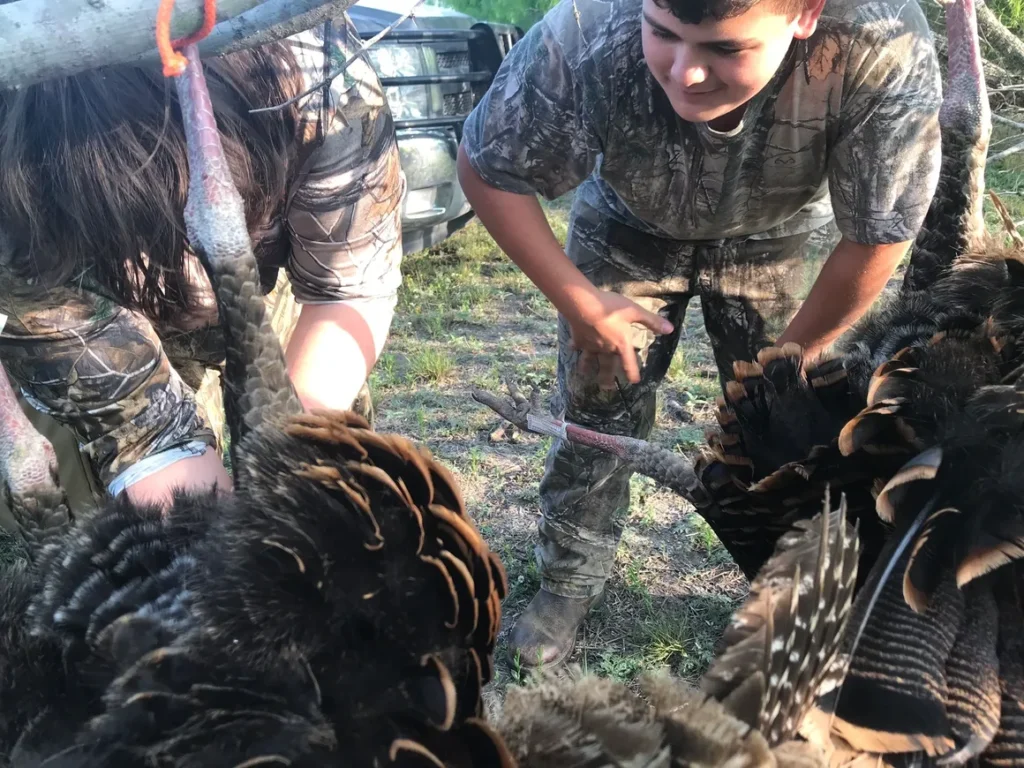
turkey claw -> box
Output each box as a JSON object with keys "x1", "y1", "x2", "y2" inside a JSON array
[{"x1": 472, "y1": 378, "x2": 543, "y2": 433}]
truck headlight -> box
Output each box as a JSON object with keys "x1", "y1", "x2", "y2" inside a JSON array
[{"x1": 367, "y1": 45, "x2": 429, "y2": 121}]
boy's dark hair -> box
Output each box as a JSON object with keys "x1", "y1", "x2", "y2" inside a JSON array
[
  {"x1": 0, "y1": 41, "x2": 303, "y2": 323},
  {"x1": 654, "y1": 0, "x2": 807, "y2": 24}
]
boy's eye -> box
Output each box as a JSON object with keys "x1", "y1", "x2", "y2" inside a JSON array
[
  {"x1": 651, "y1": 26, "x2": 677, "y2": 40},
  {"x1": 709, "y1": 44, "x2": 744, "y2": 56}
]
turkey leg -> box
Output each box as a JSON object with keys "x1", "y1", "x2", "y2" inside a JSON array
[
  {"x1": 902, "y1": 0, "x2": 990, "y2": 291},
  {"x1": 942, "y1": 0, "x2": 990, "y2": 250},
  {"x1": 174, "y1": 43, "x2": 303, "y2": 460},
  {"x1": 0, "y1": 367, "x2": 70, "y2": 546},
  {"x1": 472, "y1": 381, "x2": 715, "y2": 510}
]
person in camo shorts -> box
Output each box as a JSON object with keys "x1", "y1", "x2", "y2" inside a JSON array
[
  {"x1": 457, "y1": 0, "x2": 943, "y2": 667},
  {"x1": 0, "y1": 13, "x2": 403, "y2": 514}
]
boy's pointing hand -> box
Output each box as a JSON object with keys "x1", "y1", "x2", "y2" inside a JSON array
[{"x1": 568, "y1": 290, "x2": 674, "y2": 389}]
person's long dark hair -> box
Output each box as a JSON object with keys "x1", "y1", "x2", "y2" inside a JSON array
[{"x1": 0, "y1": 41, "x2": 303, "y2": 323}]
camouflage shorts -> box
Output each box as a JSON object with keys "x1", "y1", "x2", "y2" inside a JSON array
[{"x1": 536, "y1": 198, "x2": 841, "y2": 598}]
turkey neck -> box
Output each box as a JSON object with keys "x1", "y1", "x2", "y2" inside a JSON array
[
  {"x1": 942, "y1": 0, "x2": 990, "y2": 251},
  {"x1": 903, "y1": 0, "x2": 991, "y2": 292},
  {"x1": 174, "y1": 44, "x2": 303, "y2": 458}
]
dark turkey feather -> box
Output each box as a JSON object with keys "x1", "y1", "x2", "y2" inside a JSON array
[
  {"x1": 0, "y1": 545, "x2": 66, "y2": 760},
  {"x1": 693, "y1": 349, "x2": 886, "y2": 585},
  {"x1": 818, "y1": 545, "x2": 963, "y2": 758},
  {"x1": 858, "y1": 385, "x2": 1024, "y2": 612},
  {"x1": 975, "y1": 571, "x2": 1024, "y2": 768},
  {"x1": 28, "y1": 634, "x2": 336, "y2": 768},
  {"x1": 26, "y1": 493, "x2": 210, "y2": 690},
  {"x1": 189, "y1": 410, "x2": 508, "y2": 763},
  {"x1": 942, "y1": 581, "x2": 1001, "y2": 764}
]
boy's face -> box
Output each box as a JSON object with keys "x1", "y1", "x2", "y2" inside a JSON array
[{"x1": 641, "y1": 0, "x2": 824, "y2": 125}]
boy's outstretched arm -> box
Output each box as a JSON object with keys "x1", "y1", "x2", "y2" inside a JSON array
[
  {"x1": 457, "y1": 145, "x2": 673, "y2": 387},
  {"x1": 788, "y1": 0, "x2": 942, "y2": 361},
  {"x1": 777, "y1": 237, "x2": 910, "y2": 361}
]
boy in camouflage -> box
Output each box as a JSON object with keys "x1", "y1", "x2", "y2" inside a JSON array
[{"x1": 457, "y1": 0, "x2": 942, "y2": 666}]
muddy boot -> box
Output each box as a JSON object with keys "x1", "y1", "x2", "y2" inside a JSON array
[{"x1": 507, "y1": 588, "x2": 601, "y2": 669}]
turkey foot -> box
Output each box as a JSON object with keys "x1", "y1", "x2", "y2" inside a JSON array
[{"x1": 472, "y1": 380, "x2": 715, "y2": 510}]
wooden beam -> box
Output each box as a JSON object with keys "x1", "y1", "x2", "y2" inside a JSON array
[{"x1": 0, "y1": 0, "x2": 359, "y2": 89}]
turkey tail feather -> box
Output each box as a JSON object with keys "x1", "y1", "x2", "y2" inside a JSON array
[{"x1": 702, "y1": 489, "x2": 860, "y2": 746}]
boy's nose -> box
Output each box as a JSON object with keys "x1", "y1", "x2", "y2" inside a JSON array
[{"x1": 671, "y1": 47, "x2": 708, "y2": 88}]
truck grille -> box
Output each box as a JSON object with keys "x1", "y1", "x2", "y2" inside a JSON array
[
  {"x1": 362, "y1": 25, "x2": 523, "y2": 133},
  {"x1": 435, "y1": 50, "x2": 470, "y2": 73},
  {"x1": 442, "y1": 91, "x2": 474, "y2": 117}
]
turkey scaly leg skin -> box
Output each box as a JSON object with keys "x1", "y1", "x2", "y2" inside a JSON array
[
  {"x1": 472, "y1": 380, "x2": 715, "y2": 511},
  {"x1": 0, "y1": 367, "x2": 70, "y2": 549},
  {"x1": 173, "y1": 43, "x2": 303, "y2": 465},
  {"x1": 939, "y1": 0, "x2": 989, "y2": 249}
]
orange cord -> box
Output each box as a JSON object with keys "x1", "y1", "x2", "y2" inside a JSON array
[{"x1": 156, "y1": 0, "x2": 218, "y2": 78}]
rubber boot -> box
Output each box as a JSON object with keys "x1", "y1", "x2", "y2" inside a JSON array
[{"x1": 507, "y1": 588, "x2": 602, "y2": 669}]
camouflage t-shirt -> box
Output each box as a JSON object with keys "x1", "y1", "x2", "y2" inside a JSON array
[
  {"x1": 0, "y1": 15, "x2": 404, "y2": 490},
  {"x1": 461, "y1": 0, "x2": 943, "y2": 245}
]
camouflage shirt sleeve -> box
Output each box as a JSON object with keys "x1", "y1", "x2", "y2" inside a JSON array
[
  {"x1": 284, "y1": 16, "x2": 406, "y2": 305},
  {"x1": 460, "y1": 0, "x2": 610, "y2": 200},
  {"x1": 827, "y1": 1, "x2": 943, "y2": 245},
  {"x1": 0, "y1": 286, "x2": 214, "y2": 490}
]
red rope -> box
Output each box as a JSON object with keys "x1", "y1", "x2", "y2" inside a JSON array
[{"x1": 156, "y1": 0, "x2": 218, "y2": 78}]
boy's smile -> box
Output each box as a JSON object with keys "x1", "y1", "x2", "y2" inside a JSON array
[{"x1": 641, "y1": 0, "x2": 824, "y2": 129}]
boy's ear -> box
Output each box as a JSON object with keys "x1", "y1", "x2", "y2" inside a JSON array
[{"x1": 793, "y1": 0, "x2": 827, "y2": 38}]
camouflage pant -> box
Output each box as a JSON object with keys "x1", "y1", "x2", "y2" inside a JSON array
[{"x1": 536, "y1": 199, "x2": 841, "y2": 598}]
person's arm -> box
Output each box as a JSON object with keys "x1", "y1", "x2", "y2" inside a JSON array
[
  {"x1": 0, "y1": 285, "x2": 229, "y2": 509},
  {"x1": 777, "y1": 237, "x2": 910, "y2": 360},
  {"x1": 804, "y1": 0, "x2": 942, "y2": 362},
  {"x1": 456, "y1": 3, "x2": 671, "y2": 386},
  {"x1": 281, "y1": 16, "x2": 403, "y2": 412},
  {"x1": 126, "y1": 450, "x2": 231, "y2": 507}
]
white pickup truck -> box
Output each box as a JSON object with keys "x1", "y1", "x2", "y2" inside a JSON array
[{"x1": 350, "y1": 1, "x2": 523, "y2": 255}]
